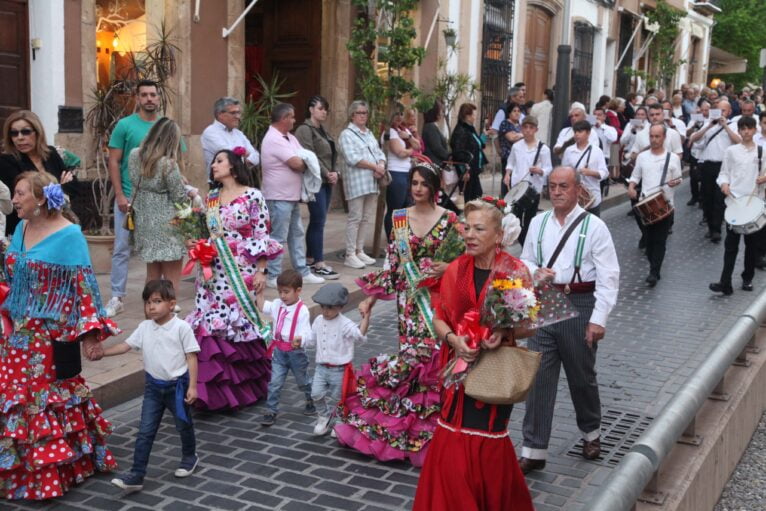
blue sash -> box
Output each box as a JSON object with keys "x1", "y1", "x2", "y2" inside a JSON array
[{"x1": 146, "y1": 371, "x2": 191, "y2": 424}]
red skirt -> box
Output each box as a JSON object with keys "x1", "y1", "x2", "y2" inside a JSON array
[{"x1": 413, "y1": 421, "x2": 534, "y2": 511}]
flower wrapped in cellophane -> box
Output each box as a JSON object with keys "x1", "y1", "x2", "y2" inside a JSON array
[
  {"x1": 169, "y1": 200, "x2": 209, "y2": 242},
  {"x1": 415, "y1": 223, "x2": 465, "y2": 290}
]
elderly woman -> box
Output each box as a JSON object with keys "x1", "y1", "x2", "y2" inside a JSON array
[
  {"x1": 295, "y1": 95, "x2": 339, "y2": 280},
  {"x1": 0, "y1": 110, "x2": 75, "y2": 236},
  {"x1": 0, "y1": 171, "x2": 118, "y2": 500},
  {"x1": 413, "y1": 198, "x2": 534, "y2": 511},
  {"x1": 450, "y1": 103, "x2": 488, "y2": 203},
  {"x1": 338, "y1": 100, "x2": 386, "y2": 270}
]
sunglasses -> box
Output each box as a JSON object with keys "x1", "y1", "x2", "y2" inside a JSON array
[{"x1": 9, "y1": 128, "x2": 34, "y2": 138}]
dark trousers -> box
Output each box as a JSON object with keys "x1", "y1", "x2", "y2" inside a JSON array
[
  {"x1": 512, "y1": 193, "x2": 540, "y2": 247},
  {"x1": 500, "y1": 156, "x2": 509, "y2": 198},
  {"x1": 587, "y1": 204, "x2": 601, "y2": 217},
  {"x1": 131, "y1": 374, "x2": 196, "y2": 478},
  {"x1": 644, "y1": 214, "x2": 672, "y2": 277},
  {"x1": 700, "y1": 161, "x2": 724, "y2": 234},
  {"x1": 463, "y1": 167, "x2": 483, "y2": 204},
  {"x1": 306, "y1": 183, "x2": 333, "y2": 263},
  {"x1": 721, "y1": 226, "x2": 759, "y2": 285},
  {"x1": 689, "y1": 157, "x2": 701, "y2": 202},
  {"x1": 384, "y1": 171, "x2": 412, "y2": 239}
]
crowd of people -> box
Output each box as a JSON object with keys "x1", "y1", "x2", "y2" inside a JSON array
[{"x1": 0, "y1": 75, "x2": 763, "y2": 509}]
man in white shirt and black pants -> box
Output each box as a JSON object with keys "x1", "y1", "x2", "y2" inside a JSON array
[
  {"x1": 710, "y1": 116, "x2": 766, "y2": 295},
  {"x1": 561, "y1": 120, "x2": 609, "y2": 216},
  {"x1": 518, "y1": 166, "x2": 620, "y2": 474},
  {"x1": 628, "y1": 124, "x2": 683, "y2": 287},
  {"x1": 504, "y1": 115, "x2": 552, "y2": 245}
]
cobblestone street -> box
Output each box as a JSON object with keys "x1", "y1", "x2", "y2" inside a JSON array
[{"x1": 7, "y1": 184, "x2": 764, "y2": 511}]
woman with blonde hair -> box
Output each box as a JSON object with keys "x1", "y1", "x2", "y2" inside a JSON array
[{"x1": 129, "y1": 117, "x2": 188, "y2": 293}]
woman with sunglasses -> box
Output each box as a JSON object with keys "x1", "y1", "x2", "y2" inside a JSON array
[{"x1": 0, "y1": 110, "x2": 75, "y2": 236}]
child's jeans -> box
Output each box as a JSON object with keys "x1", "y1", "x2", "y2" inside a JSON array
[
  {"x1": 311, "y1": 364, "x2": 346, "y2": 418},
  {"x1": 266, "y1": 348, "x2": 312, "y2": 414},
  {"x1": 131, "y1": 372, "x2": 196, "y2": 478}
]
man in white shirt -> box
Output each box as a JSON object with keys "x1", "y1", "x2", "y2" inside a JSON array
[
  {"x1": 504, "y1": 115, "x2": 552, "y2": 244},
  {"x1": 553, "y1": 103, "x2": 600, "y2": 156},
  {"x1": 518, "y1": 166, "x2": 620, "y2": 475},
  {"x1": 628, "y1": 124, "x2": 683, "y2": 287},
  {"x1": 684, "y1": 100, "x2": 710, "y2": 206},
  {"x1": 592, "y1": 106, "x2": 618, "y2": 164},
  {"x1": 689, "y1": 99, "x2": 742, "y2": 242},
  {"x1": 561, "y1": 120, "x2": 609, "y2": 216},
  {"x1": 200, "y1": 97, "x2": 260, "y2": 171},
  {"x1": 754, "y1": 111, "x2": 766, "y2": 148},
  {"x1": 630, "y1": 104, "x2": 683, "y2": 160},
  {"x1": 490, "y1": 87, "x2": 525, "y2": 131},
  {"x1": 710, "y1": 116, "x2": 766, "y2": 295},
  {"x1": 661, "y1": 100, "x2": 687, "y2": 140}
]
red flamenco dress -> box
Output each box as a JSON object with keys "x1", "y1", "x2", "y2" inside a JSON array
[
  {"x1": 0, "y1": 223, "x2": 119, "y2": 500},
  {"x1": 413, "y1": 252, "x2": 534, "y2": 511}
]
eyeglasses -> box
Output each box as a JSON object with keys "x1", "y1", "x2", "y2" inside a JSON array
[
  {"x1": 354, "y1": 111, "x2": 369, "y2": 116},
  {"x1": 9, "y1": 128, "x2": 34, "y2": 138},
  {"x1": 225, "y1": 110, "x2": 242, "y2": 116}
]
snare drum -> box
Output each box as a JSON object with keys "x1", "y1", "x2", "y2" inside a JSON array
[
  {"x1": 578, "y1": 187, "x2": 595, "y2": 210},
  {"x1": 505, "y1": 181, "x2": 539, "y2": 211},
  {"x1": 725, "y1": 195, "x2": 766, "y2": 235},
  {"x1": 634, "y1": 191, "x2": 674, "y2": 226}
]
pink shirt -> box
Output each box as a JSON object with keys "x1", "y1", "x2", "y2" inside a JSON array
[{"x1": 261, "y1": 125, "x2": 303, "y2": 201}]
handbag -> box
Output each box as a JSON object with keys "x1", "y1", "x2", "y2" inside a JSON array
[
  {"x1": 464, "y1": 345, "x2": 541, "y2": 405},
  {"x1": 123, "y1": 172, "x2": 144, "y2": 231}
]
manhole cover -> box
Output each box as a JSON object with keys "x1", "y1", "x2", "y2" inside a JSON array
[{"x1": 564, "y1": 408, "x2": 654, "y2": 466}]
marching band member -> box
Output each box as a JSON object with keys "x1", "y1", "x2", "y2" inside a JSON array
[
  {"x1": 685, "y1": 100, "x2": 710, "y2": 206},
  {"x1": 755, "y1": 110, "x2": 766, "y2": 148},
  {"x1": 620, "y1": 107, "x2": 648, "y2": 161},
  {"x1": 561, "y1": 121, "x2": 608, "y2": 216},
  {"x1": 504, "y1": 115, "x2": 553, "y2": 245},
  {"x1": 629, "y1": 104, "x2": 683, "y2": 160},
  {"x1": 709, "y1": 116, "x2": 765, "y2": 295},
  {"x1": 689, "y1": 99, "x2": 741, "y2": 243},
  {"x1": 627, "y1": 124, "x2": 682, "y2": 287},
  {"x1": 553, "y1": 103, "x2": 600, "y2": 157}
]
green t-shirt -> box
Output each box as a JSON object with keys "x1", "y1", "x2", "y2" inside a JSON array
[{"x1": 108, "y1": 113, "x2": 156, "y2": 197}]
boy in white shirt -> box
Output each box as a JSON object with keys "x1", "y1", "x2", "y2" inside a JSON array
[
  {"x1": 260, "y1": 269, "x2": 315, "y2": 426},
  {"x1": 297, "y1": 283, "x2": 369, "y2": 436},
  {"x1": 106, "y1": 280, "x2": 200, "y2": 492}
]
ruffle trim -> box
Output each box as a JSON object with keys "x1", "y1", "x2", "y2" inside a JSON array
[
  {"x1": 186, "y1": 307, "x2": 267, "y2": 344},
  {"x1": 238, "y1": 238, "x2": 284, "y2": 264},
  {"x1": 355, "y1": 277, "x2": 395, "y2": 301}
]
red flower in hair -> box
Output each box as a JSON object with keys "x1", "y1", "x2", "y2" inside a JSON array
[
  {"x1": 482, "y1": 196, "x2": 494, "y2": 202},
  {"x1": 232, "y1": 146, "x2": 247, "y2": 157},
  {"x1": 497, "y1": 199, "x2": 507, "y2": 208}
]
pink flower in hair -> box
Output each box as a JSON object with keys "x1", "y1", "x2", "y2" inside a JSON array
[{"x1": 232, "y1": 146, "x2": 247, "y2": 157}]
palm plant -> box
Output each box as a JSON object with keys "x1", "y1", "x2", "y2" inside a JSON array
[{"x1": 239, "y1": 73, "x2": 297, "y2": 148}]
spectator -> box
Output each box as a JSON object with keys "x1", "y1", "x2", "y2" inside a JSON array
[
  {"x1": 498, "y1": 102, "x2": 524, "y2": 196},
  {"x1": 338, "y1": 100, "x2": 386, "y2": 269},
  {"x1": 403, "y1": 107, "x2": 424, "y2": 158},
  {"x1": 261, "y1": 103, "x2": 325, "y2": 286},
  {"x1": 422, "y1": 100, "x2": 450, "y2": 166},
  {"x1": 383, "y1": 111, "x2": 420, "y2": 238},
  {"x1": 200, "y1": 97, "x2": 259, "y2": 171},
  {"x1": 295, "y1": 95, "x2": 339, "y2": 280},
  {"x1": 625, "y1": 92, "x2": 639, "y2": 120},
  {"x1": 450, "y1": 103, "x2": 488, "y2": 203},
  {"x1": 607, "y1": 97, "x2": 627, "y2": 131},
  {"x1": 530, "y1": 88, "x2": 554, "y2": 143},
  {"x1": 490, "y1": 86, "x2": 526, "y2": 131}
]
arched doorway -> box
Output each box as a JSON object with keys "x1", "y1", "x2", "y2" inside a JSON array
[{"x1": 523, "y1": 5, "x2": 553, "y2": 103}]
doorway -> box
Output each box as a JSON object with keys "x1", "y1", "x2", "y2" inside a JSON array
[
  {"x1": 523, "y1": 5, "x2": 552, "y2": 103},
  {"x1": 0, "y1": 0, "x2": 30, "y2": 131}
]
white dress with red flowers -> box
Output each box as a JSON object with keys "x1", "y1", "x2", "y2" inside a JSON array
[{"x1": 0, "y1": 223, "x2": 119, "y2": 500}]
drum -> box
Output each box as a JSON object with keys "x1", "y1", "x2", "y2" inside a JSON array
[
  {"x1": 634, "y1": 191, "x2": 674, "y2": 226},
  {"x1": 578, "y1": 186, "x2": 595, "y2": 210},
  {"x1": 505, "y1": 181, "x2": 539, "y2": 211},
  {"x1": 725, "y1": 195, "x2": 766, "y2": 235}
]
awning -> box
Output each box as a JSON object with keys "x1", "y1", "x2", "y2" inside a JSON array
[{"x1": 708, "y1": 46, "x2": 748, "y2": 74}]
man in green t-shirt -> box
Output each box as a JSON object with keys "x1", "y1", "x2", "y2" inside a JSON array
[{"x1": 105, "y1": 80, "x2": 160, "y2": 317}]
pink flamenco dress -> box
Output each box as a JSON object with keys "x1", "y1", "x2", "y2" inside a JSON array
[
  {"x1": 185, "y1": 187, "x2": 282, "y2": 411},
  {"x1": 335, "y1": 209, "x2": 461, "y2": 467},
  {"x1": 0, "y1": 223, "x2": 119, "y2": 500}
]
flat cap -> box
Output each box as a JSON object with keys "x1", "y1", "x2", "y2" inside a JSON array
[{"x1": 312, "y1": 283, "x2": 350, "y2": 307}]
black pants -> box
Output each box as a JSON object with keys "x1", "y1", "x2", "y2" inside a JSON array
[
  {"x1": 463, "y1": 168, "x2": 483, "y2": 203},
  {"x1": 513, "y1": 193, "x2": 541, "y2": 247},
  {"x1": 689, "y1": 156, "x2": 701, "y2": 202},
  {"x1": 700, "y1": 161, "x2": 724, "y2": 234},
  {"x1": 500, "y1": 156, "x2": 509, "y2": 198},
  {"x1": 644, "y1": 214, "x2": 672, "y2": 278},
  {"x1": 720, "y1": 226, "x2": 759, "y2": 285}
]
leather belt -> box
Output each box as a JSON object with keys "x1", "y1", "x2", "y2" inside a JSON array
[{"x1": 554, "y1": 281, "x2": 595, "y2": 294}]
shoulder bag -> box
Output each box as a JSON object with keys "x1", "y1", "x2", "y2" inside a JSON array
[
  {"x1": 464, "y1": 344, "x2": 542, "y2": 405},
  {"x1": 347, "y1": 128, "x2": 392, "y2": 187},
  {"x1": 123, "y1": 172, "x2": 144, "y2": 232}
]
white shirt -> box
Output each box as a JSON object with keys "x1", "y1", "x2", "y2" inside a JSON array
[
  {"x1": 125, "y1": 316, "x2": 200, "y2": 381},
  {"x1": 506, "y1": 139, "x2": 553, "y2": 193},
  {"x1": 630, "y1": 150, "x2": 683, "y2": 206},
  {"x1": 302, "y1": 313, "x2": 367, "y2": 365},
  {"x1": 263, "y1": 299, "x2": 312, "y2": 343},
  {"x1": 717, "y1": 144, "x2": 765, "y2": 198},
  {"x1": 754, "y1": 132, "x2": 766, "y2": 148},
  {"x1": 669, "y1": 118, "x2": 687, "y2": 139},
  {"x1": 620, "y1": 122, "x2": 645, "y2": 153},
  {"x1": 530, "y1": 100, "x2": 553, "y2": 142},
  {"x1": 630, "y1": 127, "x2": 683, "y2": 157},
  {"x1": 593, "y1": 123, "x2": 618, "y2": 160},
  {"x1": 554, "y1": 127, "x2": 600, "y2": 153},
  {"x1": 201, "y1": 120, "x2": 260, "y2": 170},
  {"x1": 698, "y1": 120, "x2": 738, "y2": 162},
  {"x1": 686, "y1": 118, "x2": 708, "y2": 159},
  {"x1": 387, "y1": 128, "x2": 413, "y2": 173},
  {"x1": 561, "y1": 144, "x2": 609, "y2": 208},
  {"x1": 521, "y1": 206, "x2": 620, "y2": 327}
]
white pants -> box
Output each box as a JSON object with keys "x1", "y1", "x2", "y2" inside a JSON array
[{"x1": 345, "y1": 193, "x2": 377, "y2": 255}]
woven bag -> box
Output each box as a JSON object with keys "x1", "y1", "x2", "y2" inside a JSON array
[{"x1": 464, "y1": 346, "x2": 542, "y2": 405}]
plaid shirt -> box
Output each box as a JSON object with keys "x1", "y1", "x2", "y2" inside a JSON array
[{"x1": 338, "y1": 123, "x2": 386, "y2": 200}]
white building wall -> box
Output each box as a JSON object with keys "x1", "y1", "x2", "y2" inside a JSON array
[{"x1": 28, "y1": 0, "x2": 66, "y2": 138}]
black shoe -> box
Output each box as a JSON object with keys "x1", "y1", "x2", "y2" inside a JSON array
[
  {"x1": 304, "y1": 400, "x2": 317, "y2": 416},
  {"x1": 709, "y1": 282, "x2": 734, "y2": 295},
  {"x1": 687, "y1": 198, "x2": 698, "y2": 206},
  {"x1": 756, "y1": 258, "x2": 766, "y2": 270},
  {"x1": 704, "y1": 231, "x2": 712, "y2": 238},
  {"x1": 646, "y1": 274, "x2": 658, "y2": 287},
  {"x1": 711, "y1": 232, "x2": 722, "y2": 243},
  {"x1": 638, "y1": 237, "x2": 646, "y2": 250},
  {"x1": 742, "y1": 281, "x2": 754, "y2": 291},
  {"x1": 312, "y1": 265, "x2": 340, "y2": 280},
  {"x1": 518, "y1": 457, "x2": 546, "y2": 475},
  {"x1": 111, "y1": 472, "x2": 144, "y2": 492},
  {"x1": 627, "y1": 210, "x2": 635, "y2": 217},
  {"x1": 260, "y1": 413, "x2": 276, "y2": 427}
]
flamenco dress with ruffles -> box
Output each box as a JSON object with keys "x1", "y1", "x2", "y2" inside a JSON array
[
  {"x1": 413, "y1": 252, "x2": 533, "y2": 511},
  {"x1": 335, "y1": 209, "x2": 460, "y2": 467},
  {"x1": 185, "y1": 188, "x2": 282, "y2": 411},
  {"x1": 0, "y1": 223, "x2": 119, "y2": 500}
]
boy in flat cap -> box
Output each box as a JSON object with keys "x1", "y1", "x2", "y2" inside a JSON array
[{"x1": 294, "y1": 283, "x2": 370, "y2": 436}]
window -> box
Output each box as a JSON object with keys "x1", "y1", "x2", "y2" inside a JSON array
[
  {"x1": 571, "y1": 22, "x2": 595, "y2": 107},
  {"x1": 480, "y1": 0, "x2": 515, "y2": 124}
]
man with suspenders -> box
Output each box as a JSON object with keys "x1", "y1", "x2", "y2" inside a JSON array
[
  {"x1": 518, "y1": 167, "x2": 620, "y2": 474},
  {"x1": 561, "y1": 120, "x2": 609, "y2": 216},
  {"x1": 709, "y1": 116, "x2": 766, "y2": 295}
]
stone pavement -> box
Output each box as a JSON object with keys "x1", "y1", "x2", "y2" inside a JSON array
[{"x1": 8, "y1": 177, "x2": 764, "y2": 510}]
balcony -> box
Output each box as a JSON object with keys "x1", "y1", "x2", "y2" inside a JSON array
[{"x1": 692, "y1": 0, "x2": 722, "y2": 16}]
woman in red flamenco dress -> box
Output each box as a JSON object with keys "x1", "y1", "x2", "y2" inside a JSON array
[{"x1": 413, "y1": 198, "x2": 534, "y2": 511}]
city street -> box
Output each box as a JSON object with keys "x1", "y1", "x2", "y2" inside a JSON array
[{"x1": 7, "y1": 182, "x2": 764, "y2": 511}]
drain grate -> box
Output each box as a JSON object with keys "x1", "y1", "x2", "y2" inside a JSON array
[{"x1": 564, "y1": 408, "x2": 654, "y2": 466}]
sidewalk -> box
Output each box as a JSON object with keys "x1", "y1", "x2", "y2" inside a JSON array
[{"x1": 85, "y1": 172, "x2": 634, "y2": 409}]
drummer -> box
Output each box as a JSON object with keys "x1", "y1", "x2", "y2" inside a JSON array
[
  {"x1": 561, "y1": 120, "x2": 609, "y2": 216},
  {"x1": 627, "y1": 124, "x2": 682, "y2": 287},
  {"x1": 709, "y1": 115, "x2": 766, "y2": 296},
  {"x1": 504, "y1": 115, "x2": 552, "y2": 245},
  {"x1": 553, "y1": 103, "x2": 601, "y2": 157}
]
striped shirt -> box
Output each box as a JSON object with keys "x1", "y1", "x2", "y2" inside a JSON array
[{"x1": 338, "y1": 123, "x2": 386, "y2": 200}]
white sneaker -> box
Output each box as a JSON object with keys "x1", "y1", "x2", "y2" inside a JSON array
[
  {"x1": 357, "y1": 252, "x2": 376, "y2": 265},
  {"x1": 331, "y1": 428, "x2": 337, "y2": 438},
  {"x1": 104, "y1": 297, "x2": 124, "y2": 318},
  {"x1": 344, "y1": 253, "x2": 366, "y2": 269},
  {"x1": 266, "y1": 277, "x2": 278, "y2": 289},
  {"x1": 303, "y1": 273, "x2": 326, "y2": 285},
  {"x1": 313, "y1": 416, "x2": 331, "y2": 436}
]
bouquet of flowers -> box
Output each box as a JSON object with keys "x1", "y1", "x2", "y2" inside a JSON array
[
  {"x1": 482, "y1": 273, "x2": 540, "y2": 329},
  {"x1": 416, "y1": 223, "x2": 465, "y2": 290},
  {"x1": 169, "y1": 201, "x2": 209, "y2": 241}
]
